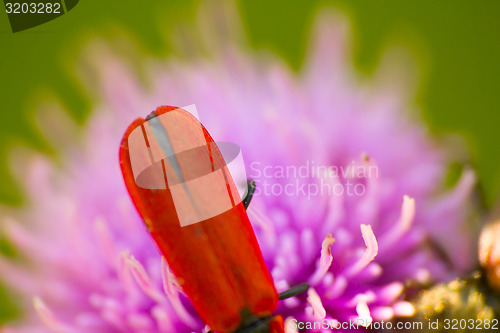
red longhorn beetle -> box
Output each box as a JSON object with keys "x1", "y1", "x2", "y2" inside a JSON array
[{"x1": 119, "y1": 106, "x2": 308, "y2": 333}]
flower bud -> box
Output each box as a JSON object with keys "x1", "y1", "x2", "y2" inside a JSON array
[{"x1": 479, "y1": 219, "x2": 500, "y2": 291}]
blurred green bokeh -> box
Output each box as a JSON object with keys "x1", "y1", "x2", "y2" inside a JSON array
[{"x1": 1, "y1": 0, "x2": 499, "y2": 323}]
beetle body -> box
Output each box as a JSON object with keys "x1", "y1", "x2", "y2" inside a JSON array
[{"x1": 119, "y1": 106, "x2": 281, "y2": 332}]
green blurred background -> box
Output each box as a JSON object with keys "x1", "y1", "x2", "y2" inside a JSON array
[{"x1": 1, "y1": 0, "x2": 499, "y2": 322}]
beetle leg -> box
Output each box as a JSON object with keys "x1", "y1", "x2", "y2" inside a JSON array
[
  {"x1": 278, "y1": 282, "x2": 310, "y2": 300},
  {"x1": 243, "y1": 180, "x2": 256, "y2": 210}
]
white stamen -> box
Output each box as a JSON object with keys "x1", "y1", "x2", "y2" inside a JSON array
[
  {"x1": 151, "y1": 306, "x2": 174, "y2": 333},
  {"x1": 380, "y1": 195, "x2": 415, "y2": 248},
  {"x1": 160, "y1": 257, "x2": 198, "y2": 327},
  {"x1": 307, "y1": 287, "x2": 326, "y2": 320},
  {"x1": 355, "y1": 296, "x2": 373, "y2": 327},
  {"x1": 284, "y1": 317, "x2": 299, "y2": 333},
  {"x1": 378, "y1": 282, "x2": 404, "y2": 302},
  {"x1": 310, "y1": 234, "x2": 335, "y2": 285},
  {"x1": 94, "y1": 217, "x2": 117, "y2": 268},
  {"x1": 371, "y1": 306, "x2": 394, "y2": 321},
  {"x1": 33, "y1": 296, "x2": 73, "y2": 333},
  {"x1": 393, "y1": 301, "x2": 415, "y2": 317},
  {"x1": 126, "y1": 255, "x2": 164, "y2": 303},
  {"x1": 118, "y1": 250, "x2": 136, "y2": 295},
  {"x1": 346, "y1": 224, "x2": 378, "y2": 276}
]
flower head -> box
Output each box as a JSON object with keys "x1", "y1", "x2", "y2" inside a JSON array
[{"x1": 1, "y1": 6, "x2": 477, "y2": 333}]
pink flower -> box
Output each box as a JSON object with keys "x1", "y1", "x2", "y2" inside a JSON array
[{"x1": 0, "y1": 6, "x2": 478, "y2": 333}]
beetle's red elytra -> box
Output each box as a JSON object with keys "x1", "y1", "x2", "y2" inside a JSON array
[{"x1": 119, "y1": 106, "x2": 282, "y2": 332}]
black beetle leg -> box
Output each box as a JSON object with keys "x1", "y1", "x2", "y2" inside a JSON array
[
  {"x1": 243, "y1": 180, "x2": 256, "y2": 210},
  {"x1": 278, "y1": 282, "x2": 310, "y2": 300}
]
